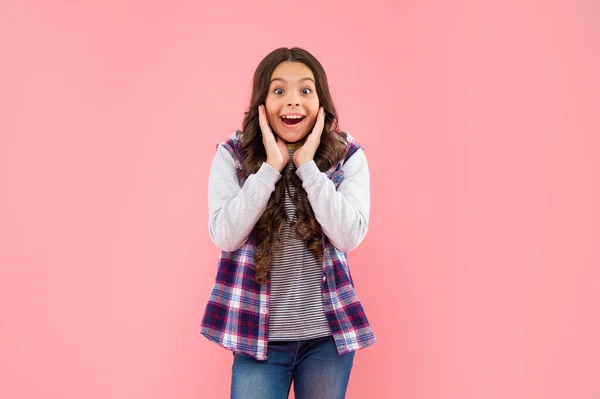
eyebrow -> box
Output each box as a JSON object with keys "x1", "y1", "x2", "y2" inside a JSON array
[{"x1": 269, "y1": 77, "x2": 315, "y2": 84}]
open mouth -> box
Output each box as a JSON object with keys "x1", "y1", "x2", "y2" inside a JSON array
[{"x1": 280, "y1": 115, "x2": 304, "y2": 127}]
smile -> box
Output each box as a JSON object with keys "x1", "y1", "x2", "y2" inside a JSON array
[{"x1": 280, "y1": 114, "x2": 305, "y2": 127}]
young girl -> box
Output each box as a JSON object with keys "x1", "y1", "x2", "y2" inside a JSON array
[{"x1": 200, "y1": 47, "x2": 376, "y2": 399}]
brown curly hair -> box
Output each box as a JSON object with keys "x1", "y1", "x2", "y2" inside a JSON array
[{"x1": 238, "y1": 47, "x2": 348, "y2": 283}]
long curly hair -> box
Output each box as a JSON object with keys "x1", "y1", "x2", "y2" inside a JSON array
[{"x1": 239, "y1": 47, "x2": 348, "y2": 283}]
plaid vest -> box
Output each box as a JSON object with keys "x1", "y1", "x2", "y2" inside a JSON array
[{"x1": 200, "y1": 134, "x2": 376, "y2": 360}]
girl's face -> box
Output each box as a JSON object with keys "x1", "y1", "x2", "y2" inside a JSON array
[{"x1": 264, "y1": 61, "x2": 320, "y2": 144}]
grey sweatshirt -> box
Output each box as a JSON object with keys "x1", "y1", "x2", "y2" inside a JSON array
[{"x1": 208, "y1": 132, "x2": 370, "y2": 254}]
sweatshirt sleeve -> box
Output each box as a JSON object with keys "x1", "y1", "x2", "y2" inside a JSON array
[
  {"x1": 295, "y1": 148, "x2": 370, "y2": 252},
  {"x1": 208, "y1": 144, "x2": 281, "y2": 252}
]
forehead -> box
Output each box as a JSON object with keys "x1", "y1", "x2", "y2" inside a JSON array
[{"x1": 270, "y1": 61, "x2": 315, "y2": 82}]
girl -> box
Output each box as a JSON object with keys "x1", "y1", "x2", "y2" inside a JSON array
[{"x1": 201, "y1": 47, "x2": 376, "y2": 399}]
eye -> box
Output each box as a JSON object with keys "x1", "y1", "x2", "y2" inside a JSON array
[
  {"x1": 273, "y1": 88, "x2": 284, "y2": 95},
  {"x1": 301, "y1": 88, "x2": 312, "y2": 94}
]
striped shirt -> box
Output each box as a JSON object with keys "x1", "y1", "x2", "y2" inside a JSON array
[
  {"x1": 268, "y1": 150, "x2": 331, "y2": 341},
  {"x1": 200, "y1": 131, "x2": 377, "y2": 360}
]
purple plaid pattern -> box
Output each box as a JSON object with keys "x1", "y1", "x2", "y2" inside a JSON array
[{"x1": 200, "y1": 134, "x2": 376, "y2": 360}]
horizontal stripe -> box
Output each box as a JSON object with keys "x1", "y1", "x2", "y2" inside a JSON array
[{"x1": 268, "y1": 156, "x2": 330, "y2": 341}]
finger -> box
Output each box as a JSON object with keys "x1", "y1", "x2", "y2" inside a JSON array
[
  {"x1": 258, "y1": 105, "x2": 274, "y2": 140},
  {"x1": 311, "y1": 107, "x2": 326, "y2": 137},
  {"x1": 258, "y1": 105, "x2": 266, "y2": 130},
  {"x1": 315, "y1": 107, "x2": 325, "y2": 132}
]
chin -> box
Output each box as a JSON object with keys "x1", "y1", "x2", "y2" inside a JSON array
[{"x1": 278, "y1": 132, "x2": 309, "y2": 143}]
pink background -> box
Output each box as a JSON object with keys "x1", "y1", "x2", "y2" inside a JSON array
[{"x1": 1, "y1": 0, "x2": 599, "y2": 398}]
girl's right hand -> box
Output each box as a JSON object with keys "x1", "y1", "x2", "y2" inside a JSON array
[{"x1": 259, "y1": 105, "x2": 289, "y2": 172}]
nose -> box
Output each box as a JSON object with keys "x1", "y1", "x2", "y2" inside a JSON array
[{"x1": 286, "y1": 91, "x2": 300, "y2": 107}]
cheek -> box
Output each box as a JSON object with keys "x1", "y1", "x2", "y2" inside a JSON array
[
  {"x1": 263, "y1": 105, "x2": 277, "y2": 125},
  {"x1": 308, "y1": 98, "x2": 320, "y2": 114},
  {"x1": 267, "y1": 113, "x2": 280, "y2": 128},
  {"x1": 307, "y1": 99, "x2": 320, "y2": 121},
  {"x1": 264, "y1": 99, "x2": 280, "y2": 121},
  {"x1": 305, "y1": 115, "x2": 318, "y2": 129}
]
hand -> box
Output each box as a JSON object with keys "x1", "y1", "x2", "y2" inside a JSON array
[
  {"x1": 259, "y1": 105, "x2": 289, "y2": 172},
  {"x1": 293, "y1": 107, "x2": 325, "y2": 168}
]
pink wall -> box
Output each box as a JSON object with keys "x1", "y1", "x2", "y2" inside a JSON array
[{"x1": 1, "y1": 0, "x2": 599, "y2": 398}]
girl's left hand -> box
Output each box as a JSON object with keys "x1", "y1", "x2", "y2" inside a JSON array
[{"x1": 293, "y1": 107, "x2": 326, "y2": 168}]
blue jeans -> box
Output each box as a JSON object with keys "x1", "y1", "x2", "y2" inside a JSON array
[{"x1": 230, "y1": 335, "x2": 355, "y2": 399}]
